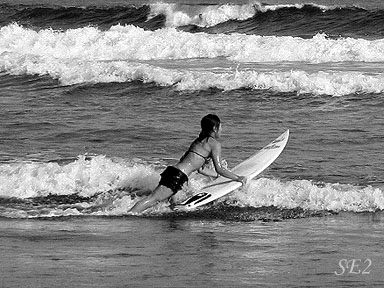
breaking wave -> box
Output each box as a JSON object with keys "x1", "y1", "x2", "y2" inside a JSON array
[
  {"x1": 0, "y1": 155, "x2": 382, "y2": 219},
  {"x1": 1, "y1": 24, "x2": 384, "y2": 95}
]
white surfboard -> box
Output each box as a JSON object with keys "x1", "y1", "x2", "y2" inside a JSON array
[{"x1": 175, "y1": 130, "x2": 289, "y2": 211}]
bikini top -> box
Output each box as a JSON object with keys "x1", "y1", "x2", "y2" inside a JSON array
[
  {"x1": 185, "y1": 136, "x2": 213, "y2": 162},
  {"x1": 187, "y1": 150, "x2": 210, "y2": 161}
]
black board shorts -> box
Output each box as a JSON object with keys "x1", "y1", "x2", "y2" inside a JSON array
[{"x1": 159, "y1": 166, "x2": 188, "y2": 195}]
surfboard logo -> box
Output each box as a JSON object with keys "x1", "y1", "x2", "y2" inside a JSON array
[
  {"x1": 264, "y1": 144, "x2": 279, "y2": 149},
  {"x1": 183, "y1": 192, "x2": 211, "y2": 205},
  {"x1": 264, "y1": 136, "x2": 285, "y2": 150}
]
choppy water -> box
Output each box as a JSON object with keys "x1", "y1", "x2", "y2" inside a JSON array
[
  {"x1": 0, "y1": 0, "x2": 383, "y2": 286},
  {"x1": 1, "y1": 213, "x2": 383, "y2": 287}
]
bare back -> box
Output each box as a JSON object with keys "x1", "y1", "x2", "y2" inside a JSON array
[{"x1": 176, "y1": 137, "x2": 213, "y2": 175}]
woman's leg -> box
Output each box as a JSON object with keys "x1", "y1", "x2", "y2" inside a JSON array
[{"x1": 129, "y1": 185, "x2": 173, "y2": 214}]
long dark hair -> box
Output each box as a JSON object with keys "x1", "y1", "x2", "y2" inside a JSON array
[{"x1": 198, "y1": 114, "x2": 220, "y2": 141}]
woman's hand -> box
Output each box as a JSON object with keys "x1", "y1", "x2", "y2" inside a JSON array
[{"x1": 237, "y1": 176, "x2": 248, "y2": 186}]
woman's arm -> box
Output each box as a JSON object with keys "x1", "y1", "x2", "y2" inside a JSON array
[
  {"x1": 210, "y1": 140, "x2": 244, "y2": 183},
  {"x1": 198, "y1": 165, "x2": 219, "y2": 178}
]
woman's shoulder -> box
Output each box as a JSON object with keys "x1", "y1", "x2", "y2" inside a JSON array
[{"x1": 207, "y1": 136, "x2": 220, "y2": 148}]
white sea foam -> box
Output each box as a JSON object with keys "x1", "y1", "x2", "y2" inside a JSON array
[
  {"x1": 232, "y1": 178, "x2": 384, "y2": 212},
  {"x1": 149, "y1": 2, "x2": 256, "y2": 28},
  {"x1": 148, "y1": 1, "x2": 340, "y2": 28},
  {"x1": 0, "y1": 156, "x2": 382, "y2": 218},
  {"x1": 2, "y1": 52, "x2": 384, "y2": 95},
  {"x1": 2, "y1": 24, "x2": 384, "y2": 63},
  {"x1": 0, "y1": 155, "x2": 159, "y2": 199},
  {"x1": 2, "y1": 24, "x2": 384, "y2": 95}
]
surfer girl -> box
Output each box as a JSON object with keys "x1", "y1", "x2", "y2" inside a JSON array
[{"x1": 129, "y1": 114, "x2": 246, "y2": 214}]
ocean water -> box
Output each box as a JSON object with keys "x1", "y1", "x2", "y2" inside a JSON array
[{"x1": 0, "y1": 0, "x2": 383, "y2": 287}]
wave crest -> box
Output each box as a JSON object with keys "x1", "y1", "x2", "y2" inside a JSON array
[
  {"x1": 2, "y1": 24, "x2": 384, "y2": 63},
  {"x1": 148, "y1": 1, "x2": 366, "y2": 29},
  {"x1": 2, "y1": 24, "x2": 384, "y2": 95},
  {"x1": 3, "y1": 53, "x2": 384, "y2": 95},
  {"x1": 0, "y1": 156, "x2": 383, "y2": 218},
  {"x1": 234, "y1": 178, "x2": 384, "y2": 213}
]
